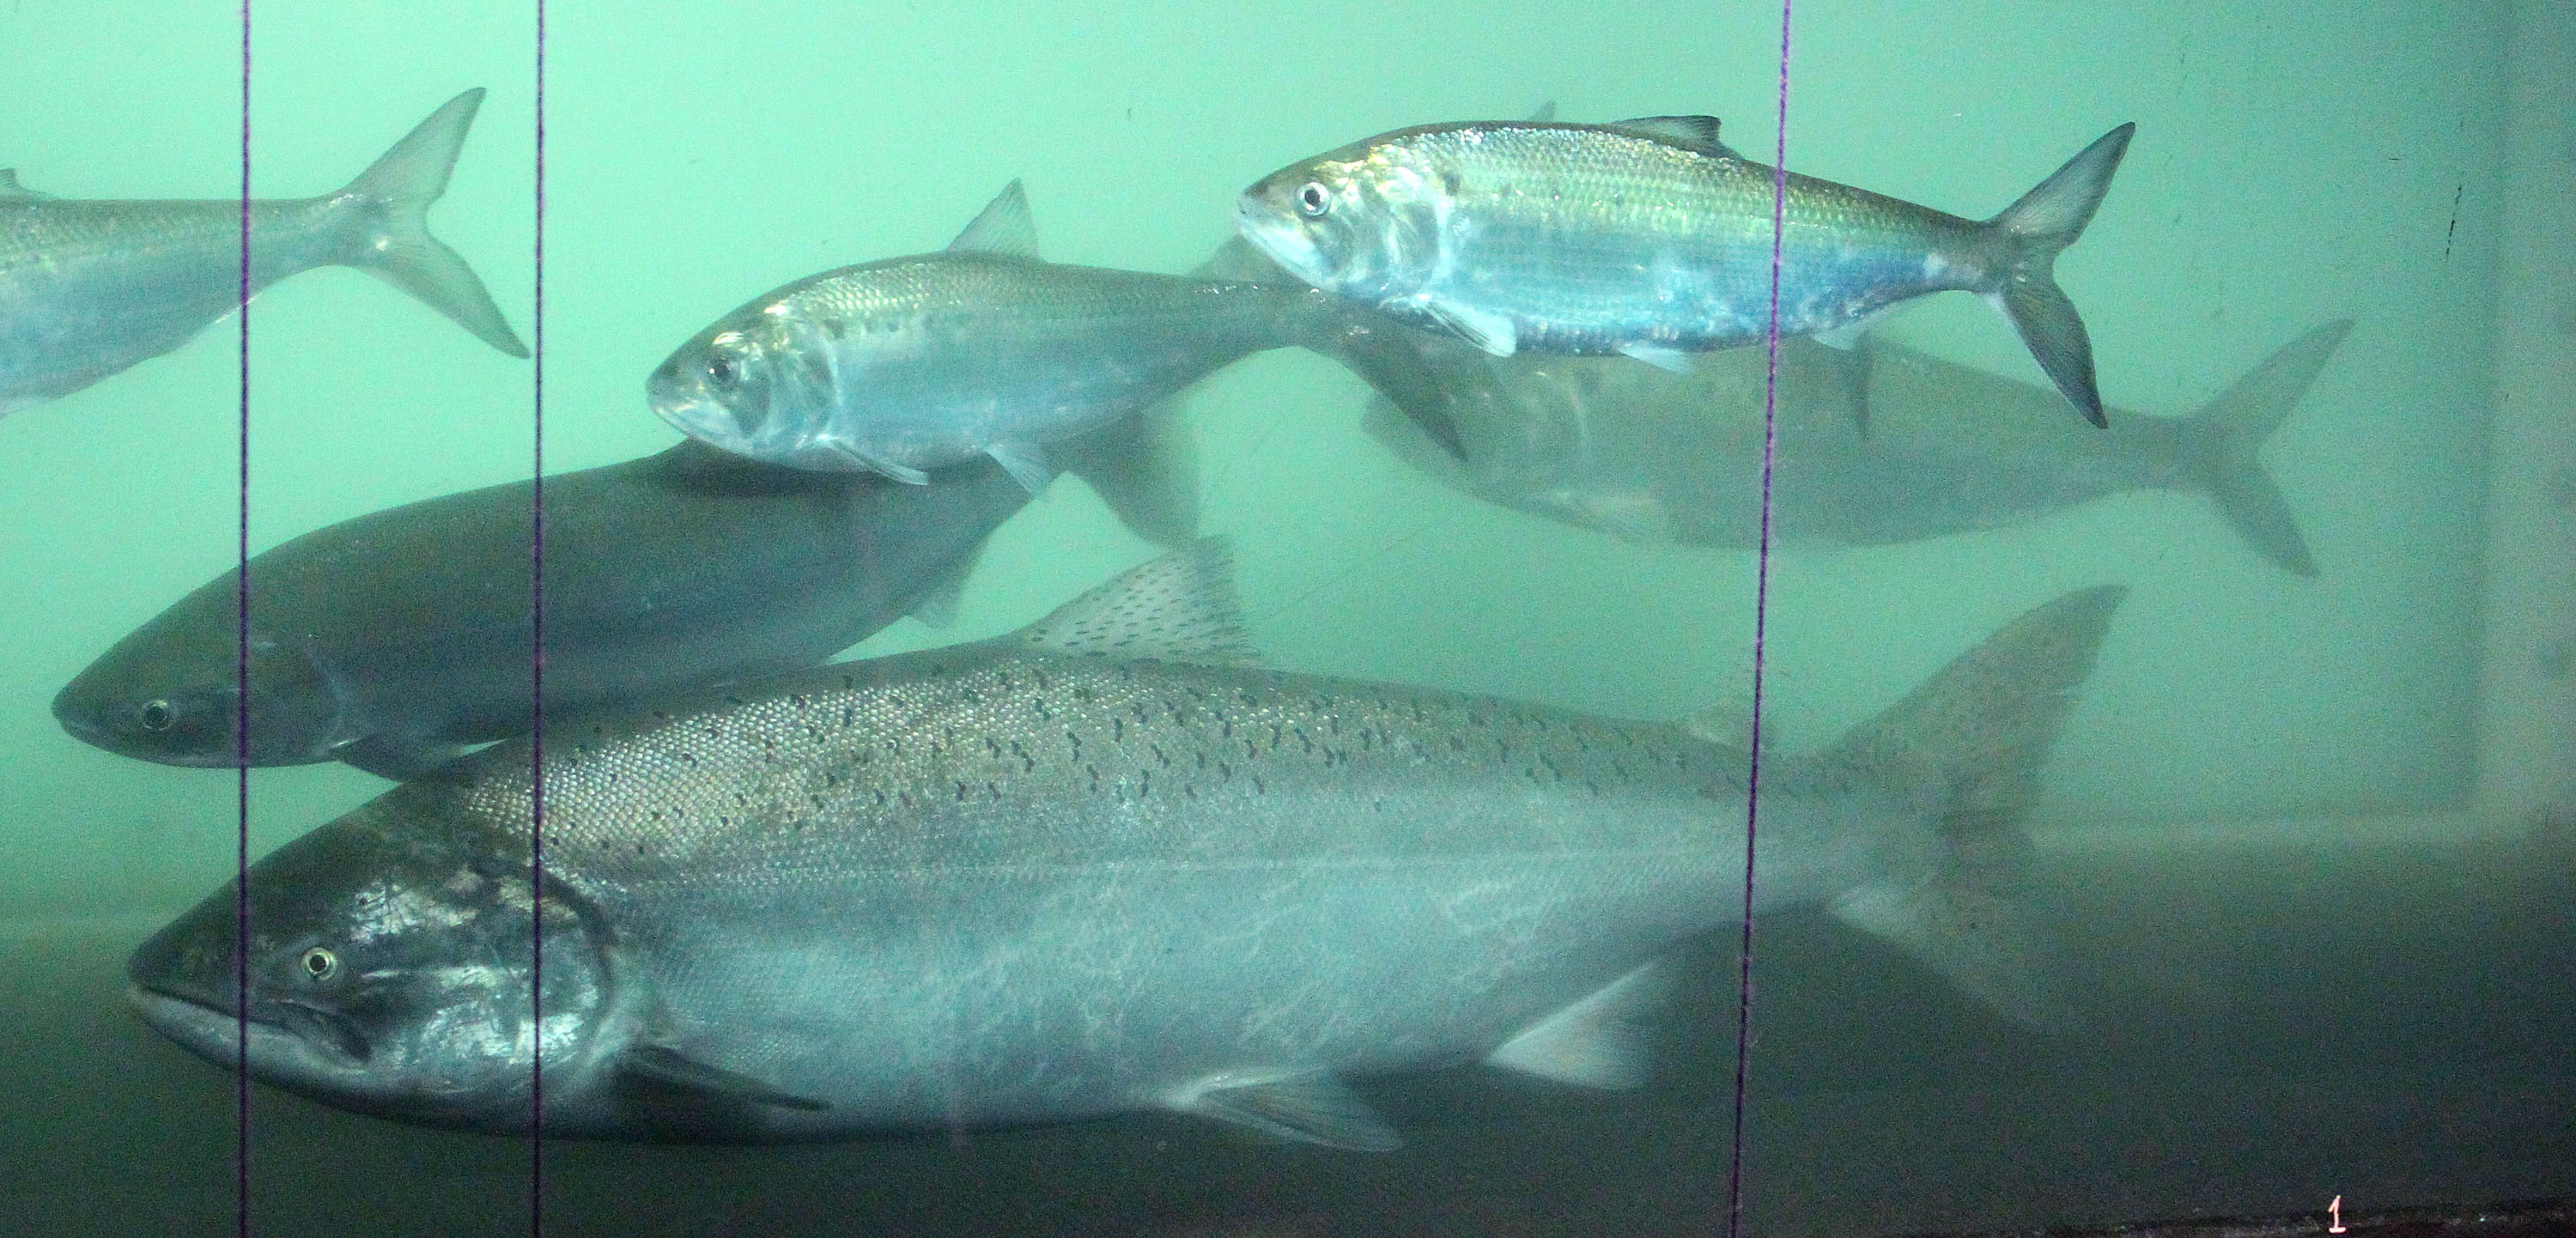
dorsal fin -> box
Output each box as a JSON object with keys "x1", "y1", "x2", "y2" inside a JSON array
[
  {"x1": 1607, "y1": 115, "x2": 1726, "y2": 155},
  {"x1": 1014, "y1": 538, "x2": 1258, "y2": 665},
  {"x1": 0, "y1": 169, "x2": 52, "y2": 199},
  {"x1": 948, "y1": 179, "x2": 1042, "y2": 259},
  {"x1": 1526, "y1": 100, "x2": 1558, "y2": 123}
]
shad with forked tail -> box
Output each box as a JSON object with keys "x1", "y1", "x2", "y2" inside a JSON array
[
  {"x1": 129, "y1": 543, "x2": 2123, "y2": 1148},
  {"x1": 1238, "y1": 115, "x2": 2133, "y2": 425}
]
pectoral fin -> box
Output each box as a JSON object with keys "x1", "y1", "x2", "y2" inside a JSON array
[
  {"x1": 1618, "y1": 342, "x2": 1695, "y2": 374},
  {"x1": 617, "y1": 1044, "x2": 829, "y2": 1112},
  {"x1": 1409, "y1": 297, "x2": 1518, "y2": 357},
  {"x1": 905, "y1": 544, "x2": 984, "y2": 628},
  {"x1": 1166, "y1": 1070, "x2": 1400, "y2": 1151},
  {"x1": 819, "y1": 441, "x2": 931, "y2": 485},
  {"x1": 986, "y1": 440, "x2": 1054, "y2": 492},
  {"x1": 331, "y1": 734, "x2": 483, "y2": 781}
]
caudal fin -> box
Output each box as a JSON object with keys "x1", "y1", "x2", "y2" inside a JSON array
[
  {"x1": 332, "y1": 88, "x2": 530, "y2": 357},
  {"x1": 1819, "y1": 586, "x2": 2126, "y2": 1029},
  {"x1": 2178, "y1": 320, "x2": 2352, "y2": 577},
  {"x1": 1984, "y1": 123, "x2": 2135, "y2": 428}
]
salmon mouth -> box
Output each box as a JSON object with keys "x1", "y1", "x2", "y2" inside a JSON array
[{"x1": 127, "y1": 982, "x2": 374, "y2": 1074}]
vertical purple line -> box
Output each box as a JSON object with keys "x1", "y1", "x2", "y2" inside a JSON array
[
  {"x1": 233, "y1": 6, "x2": 252, "y2": 1238},
  {"x1": 528, "y1": 3, "x2": 549, "y2": 1233},
  {"x1": 1724, "y1": 3, "x2": 1794, "y2": 1237},
  {"x1": 526, "y1": 7, "x2": 550, "y2": 1234}
]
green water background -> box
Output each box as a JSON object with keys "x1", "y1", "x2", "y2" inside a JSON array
[
  {"x1": 0, "y1": 0, "x2": 2504, "y2": 919},
  {"x1": 0, "y1": 3, "x2": 2562, "y2": 1235}
]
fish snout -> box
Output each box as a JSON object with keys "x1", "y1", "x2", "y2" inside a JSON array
[
  {"x1": 47, "y1": 680, "x2": 112, "y2": 748},
  {"x1": 648, "y1": 346, "x2": 781, "y2": 458},
  {"x1": 1235, "y1": 197, "x2": 1327, "y2": 291},
  {"x1": 48, "y1": 674, "x2": 195, "y2": 762}
]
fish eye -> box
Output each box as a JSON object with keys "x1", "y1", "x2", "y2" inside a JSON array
[
  {"x1": 707, "y1": 355, "x2": 738, "y2": 388},
  {"x1": 1296, "y1": 182, "x2": 1330, "y2": 217},
  {"x1": 300, "y1": 947, "x2": 339, "y2": 982},
  {"x1": 138, "y1": 700, "x2": 174, "y2": 731}
]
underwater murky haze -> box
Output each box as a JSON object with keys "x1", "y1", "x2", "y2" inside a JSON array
[
  {"x1": 0, "y1": 1, "x2": 2564, "y2": 1235},
  {"x1": 0, "y1": 0, "x2": 2504, "y2": 913}
]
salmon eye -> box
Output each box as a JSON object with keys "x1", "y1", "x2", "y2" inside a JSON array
[
  {"x1": 300, "y1": 947, "x2": 339, "y2": 982},
  {"x1": 707, "y1": 355, "x2": 738, "y2": 388},
  {"x1": 138, "y1": 700, "x2": 174, "y2": 731},
  {"x1": 1296, "y1": 182, "x2": 1329, "y2": 217}
]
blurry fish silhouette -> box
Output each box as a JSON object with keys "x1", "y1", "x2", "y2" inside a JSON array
[
  {"x1": 1201, "y1": 238, "x2": 2345, "y2": 575},
  {"x1": 1370, "y1": 319, "x2": 2347, "y2": 574}
]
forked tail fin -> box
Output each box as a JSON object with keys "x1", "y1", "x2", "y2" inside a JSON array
[
  {"x1": 332, "y1": 88, "x2": 530, "y2": 358},
  {"x1": 1819, "y1": 585, "x2": 2127, "y2": 1029},
  {"x1": 2178, "y1": 319, "x2": 2352, "y2": 577},
  {"x1": 1984, "y1": 124, "x2": 2135, "y2": 428}
]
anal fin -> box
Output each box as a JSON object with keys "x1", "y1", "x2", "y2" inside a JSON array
[
  {"x1": 1485, "y1": 961, "x2": 1667, "y2": 1089},
  {"x1": 1166, "y1": 1069, "x2": 1400, "y2": 1151}
]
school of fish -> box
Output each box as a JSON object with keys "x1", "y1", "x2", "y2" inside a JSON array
[{"x1": 0, "y1": 88, "x2": 2362, "y2": 1152}]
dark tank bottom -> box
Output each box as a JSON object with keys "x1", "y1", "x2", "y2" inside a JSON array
[{"x1": 5, "y1": 827, "x2": 2573, "y2": 1237}]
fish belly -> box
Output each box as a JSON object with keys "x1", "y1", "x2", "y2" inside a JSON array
[
  {"x1": 1419, "y1": 150, "x2": 1968, "y2": 354},
  {"x1": 0, "y1": 203, "x2": 331, "y2": 402},
  {"x1": 827, "y1": 315, "x2": 1260, "y2": 471},
  {"x1": 602, "y1": 786, "x2": 1742, "y2": 1138}
]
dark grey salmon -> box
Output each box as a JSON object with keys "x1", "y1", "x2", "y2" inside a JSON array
[{"x1": 52, "y1": 436, "x2": 1150, "y2": 779}]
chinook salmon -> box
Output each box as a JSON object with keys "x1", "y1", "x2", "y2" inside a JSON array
[
  {"x1": 1236, "y1": 115, "x2": 2133, "y2": 426},
  {"x1": 128, "y1": 542, "x2": 2121, "y2": 1146},
  {"x1": 0, "y1": 88, "x2": 526, "y2": 411},
  {"x1": 648, "y1": 179, "x2": 1359, "y2": 490}
]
